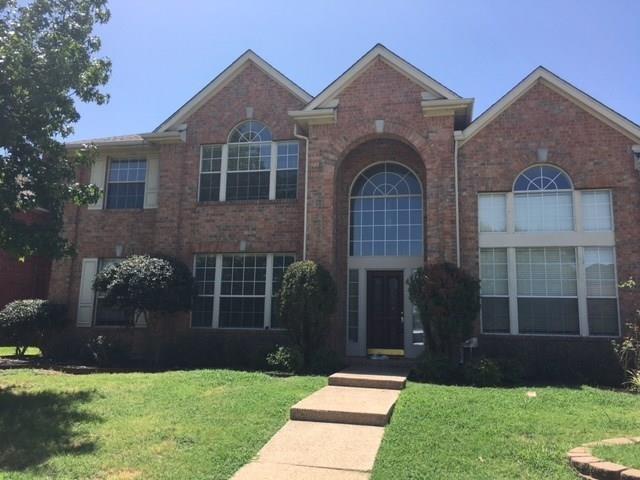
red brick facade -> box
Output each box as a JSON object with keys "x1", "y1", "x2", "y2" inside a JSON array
[{"x1": 50, "y1": 47, "x2": 640, "y2": 373}]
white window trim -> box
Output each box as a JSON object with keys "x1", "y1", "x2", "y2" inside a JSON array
[
  {"x1": 197, "y1": 140, "x2": 299, "y2": 202},
  {"x1": 479, "y1": 189, "x2": 619, "y2": 338},
  {"x1": 191, "y1": 253, "x2": 294, "y2": 330}
]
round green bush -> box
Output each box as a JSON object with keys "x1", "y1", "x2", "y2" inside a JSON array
[
  {"x1": 0, "y1": 299, "x2": 67, "y2": 357},
  {"x1": 278, "y1": 260, "x2": 337, "y2": 364}
]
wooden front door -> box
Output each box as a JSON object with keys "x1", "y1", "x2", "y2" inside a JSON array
[{"x1": 366, "y1": 270, "x2": 404, "y2": 352}]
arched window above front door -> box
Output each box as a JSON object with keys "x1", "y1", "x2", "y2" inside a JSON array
[{"x1": 349, "y1": 162, "x2": 423, "y2": 257}]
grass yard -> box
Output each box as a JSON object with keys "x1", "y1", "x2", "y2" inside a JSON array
[
  {"x1": 0, "y1": 347, "x2": 41, "y2": 357},
  {"x1": 372, "y1": 382, "x2": 640, "y2": 480},
  {"x1": 593, "y1": 443, "x2": 640, "y2": 469},
  {"x1": 0, "y1": 369, "x2": 324, "y2": 480}
]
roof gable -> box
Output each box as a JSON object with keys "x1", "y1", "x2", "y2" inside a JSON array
[
  {"x1": 459, "y1": 66, "x2": 640, "y2": 144},
  {"x1": 303, "y1": 44, "x2": 461, "y2": 111},
  {"x1": 155, "y1": 50, "x2": 312, "y2": 132}
]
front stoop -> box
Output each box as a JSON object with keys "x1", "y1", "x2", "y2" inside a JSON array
[
  {"x1": 290, "y1": 386, "x2": 400, "y2": 426},
  {"x1": 231, "y1": 367, "x2": 408, "y2": 479},
  {"x1": 329, "y1": 367, "x2": 408, "y2": 390}
]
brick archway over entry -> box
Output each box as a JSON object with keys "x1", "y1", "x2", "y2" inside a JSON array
[{"x1": 333, "y1": 137, "x2": 427, "y2": 358}]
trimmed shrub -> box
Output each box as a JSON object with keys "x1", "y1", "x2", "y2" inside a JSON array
[
  {"x1": 279, "y1": 260, "x2": 337, "y2": 365},
  {"x1": 408, "y1": 263, "x2": 480, "y2": 358},
  {"x1": 0, "y1": 299, "x2": 67, "y2": 357},
  {"x1": 93, "y1": 255, "x2": 195, "y2": 366},
  {"x1": 266, "y1": 345, "x2": 304, "y2": 373}
]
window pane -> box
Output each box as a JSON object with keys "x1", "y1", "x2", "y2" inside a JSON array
[
  {"x1": 514, "y1": 165, "x2": 572, "y2": 192},
  {"x1": 480, "y1": 248, "x2": 508, "y2": 295},
  {"x1": 199, "y1": 172, "x2": 220, "y2": 202},
  {"x1": 219, "y1": 255, "x2": 267, "y2": 328},
  {"x1": 226, "y1": 171, "x2": 270, "y2": 200},
  {"x1": 518, "y1": 298, "x2": 579, "y2": 334},
  {"x1": 587, "y1": 298, "x2": 619, "y2": 336},
  {"x1": 583, "y1": 191, "x2": 613, "y2": 231},
  {"x1": 478, "y1": 194, "x2": 506, "y2": 232},
  {"x1": 348, "y1": 269, "x2": 359, "y2": 342},
  {"x1": 585, "y1": 247, "x2": 616, "y2": 297},
  {"x1": 277, "y1": 142, "x2": 299, "y2": 169},
  {"x1": 275, "y1": 170, "x2": 297, "y2": 199},
  {"x1": 106, "y1": 159, "x2": 146, "y2": 209},
  {"x1": 219, "y1": 297, "x2": 264, "y2": 328},
  {"x1": 516, "y1": 247, "x2": 576, "y2": 297},
  {"x1": 515, "y1": 192, "x2": 573, "y2": 232},
  {"x1": 481, "y1": 297, "x2": 510, "y2": 333},
  {"x1": 191, "y1": 296, "x2": 214, "y2": 327},
  {"x1": 201, "y1": 145, "x2": 222, "y2": 172}
]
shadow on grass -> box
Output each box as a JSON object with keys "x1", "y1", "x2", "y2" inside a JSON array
[{"x1": 0, "y1": 385, "x2": 100, "y2": 471}]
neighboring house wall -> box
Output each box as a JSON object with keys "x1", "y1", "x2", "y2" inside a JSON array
[{"x1": 0, "y1": 211, "x2": 52, "y2": 310}]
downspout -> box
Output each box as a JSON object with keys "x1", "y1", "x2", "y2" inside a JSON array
[
  {"x1": 453, "y1": 131, "x2": 463, "y2": 268},
  {"x1": 294, "y1": 124, "x2": 310, "y2": 260}
]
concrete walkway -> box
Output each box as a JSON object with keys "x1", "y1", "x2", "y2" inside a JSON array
[{"x1": 232, "y1": 366, "x2": 409, "y2": 479}]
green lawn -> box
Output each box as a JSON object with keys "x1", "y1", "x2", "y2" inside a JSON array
[
  {"x1": 593, "y1": 443, "x2": 640, "y2": 469},
  {"x1": 0, "y1": 369, "x2": 324, "y2": 480},
  {"x1": 0, "y1": 347, "x2": 41, "y2": 357},
  {"x1": 372, "y1": 382, "x2": 640, "y2": 480}
]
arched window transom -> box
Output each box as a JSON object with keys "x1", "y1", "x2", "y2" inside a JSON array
[
  {"x1": 228, "y1": 120, "x2": 272, "y2": 143},
  {"x1": 514, "y1": 165, "x2": 572, "y2": 192},
  {"x1": 350, "y1": 163, "x2": 423, "y2": 257}
]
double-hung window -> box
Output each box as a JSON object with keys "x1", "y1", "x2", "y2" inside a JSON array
[
  {"x1": 198, "y1": 120, "x2": 299, "y2": 202},
  {"x1": 106, "y1": 159, "x2": 147, "y2": 209},
  {"x1": 192, "y1": 253, "x2": 295, "y2": 329},
  {"x1": 478, "y1": 165, "x2": 619, "y2": 336}
]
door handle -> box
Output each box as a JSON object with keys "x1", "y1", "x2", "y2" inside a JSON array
[{"x1": 400, "y1": 311, "x2": 404, "y2": 324}]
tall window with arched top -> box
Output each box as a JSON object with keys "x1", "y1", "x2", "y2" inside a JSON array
[
  {"x1": 198, "y1": 120, "x2": 299, "y2": 202},
  {"x1": 477, "y1": 164, "x2": 619, "y2": 337},
  {"x1": 514, "y1": 165, "x2": 574, "y2": 231},
  {"x1": 349, "y1": 163, "x2": 423, "y2": 257}
]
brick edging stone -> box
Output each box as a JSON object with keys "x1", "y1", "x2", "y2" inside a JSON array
[{"x1": 567, "y1": 437, "x2": 640, "y2": 479}]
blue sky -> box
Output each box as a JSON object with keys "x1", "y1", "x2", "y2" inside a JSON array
[{"x1": 70, "y1": 0, "x2": 640, "y2": 141}]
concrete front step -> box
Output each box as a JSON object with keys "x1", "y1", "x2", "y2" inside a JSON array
[
  {"x1": 329, "y1": 367, "x2": 408, "y2": 390},
  {"x1": 290, "y1": 385, "x2": 400, "y2": 426}
]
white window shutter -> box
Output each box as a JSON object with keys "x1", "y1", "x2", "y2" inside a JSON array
[
  {"x1": 144, "y1": 154, "x2": 159, "y2": 209},
  {"x1": 77, "y1": 258, "x2": 98, "y2": 327},
  {"x1": 88, "y1": 158, "x2": 106, "y2": 210}
]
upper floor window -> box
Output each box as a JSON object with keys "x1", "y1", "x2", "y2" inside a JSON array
[
  {"x1": 198, "y1": 120, "x2": 298, "y2": 203},
  {"x1": 106, "y1": 159, "x2": 147, "y2": 209},
  {"x1": 513, "y1": 165, "x2": 573, "y2": 232},
  {"x1": 349, "y1": 162, "x2": 423, "y2": 257}
]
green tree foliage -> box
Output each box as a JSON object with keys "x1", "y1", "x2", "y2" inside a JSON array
[
  {"x1": 0, "y1": 0, "x2": 111, "y2": 259},
  {"x1": 613, "y1": 278, "x2": 640, "y2": 391},
  {"x1": 278, "y1": 260, "x2": 337, "y2": 364},
  {"x1": 0, "y1": 299, "x2": 67, "y2": 357},
  {"x1": 408, "y1": 263, "x2": 480, "y2": 358}
]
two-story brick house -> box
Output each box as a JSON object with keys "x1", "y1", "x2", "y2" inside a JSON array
[{"x1": 51, "y1": 45, "x2": 640, "y2": 374}]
